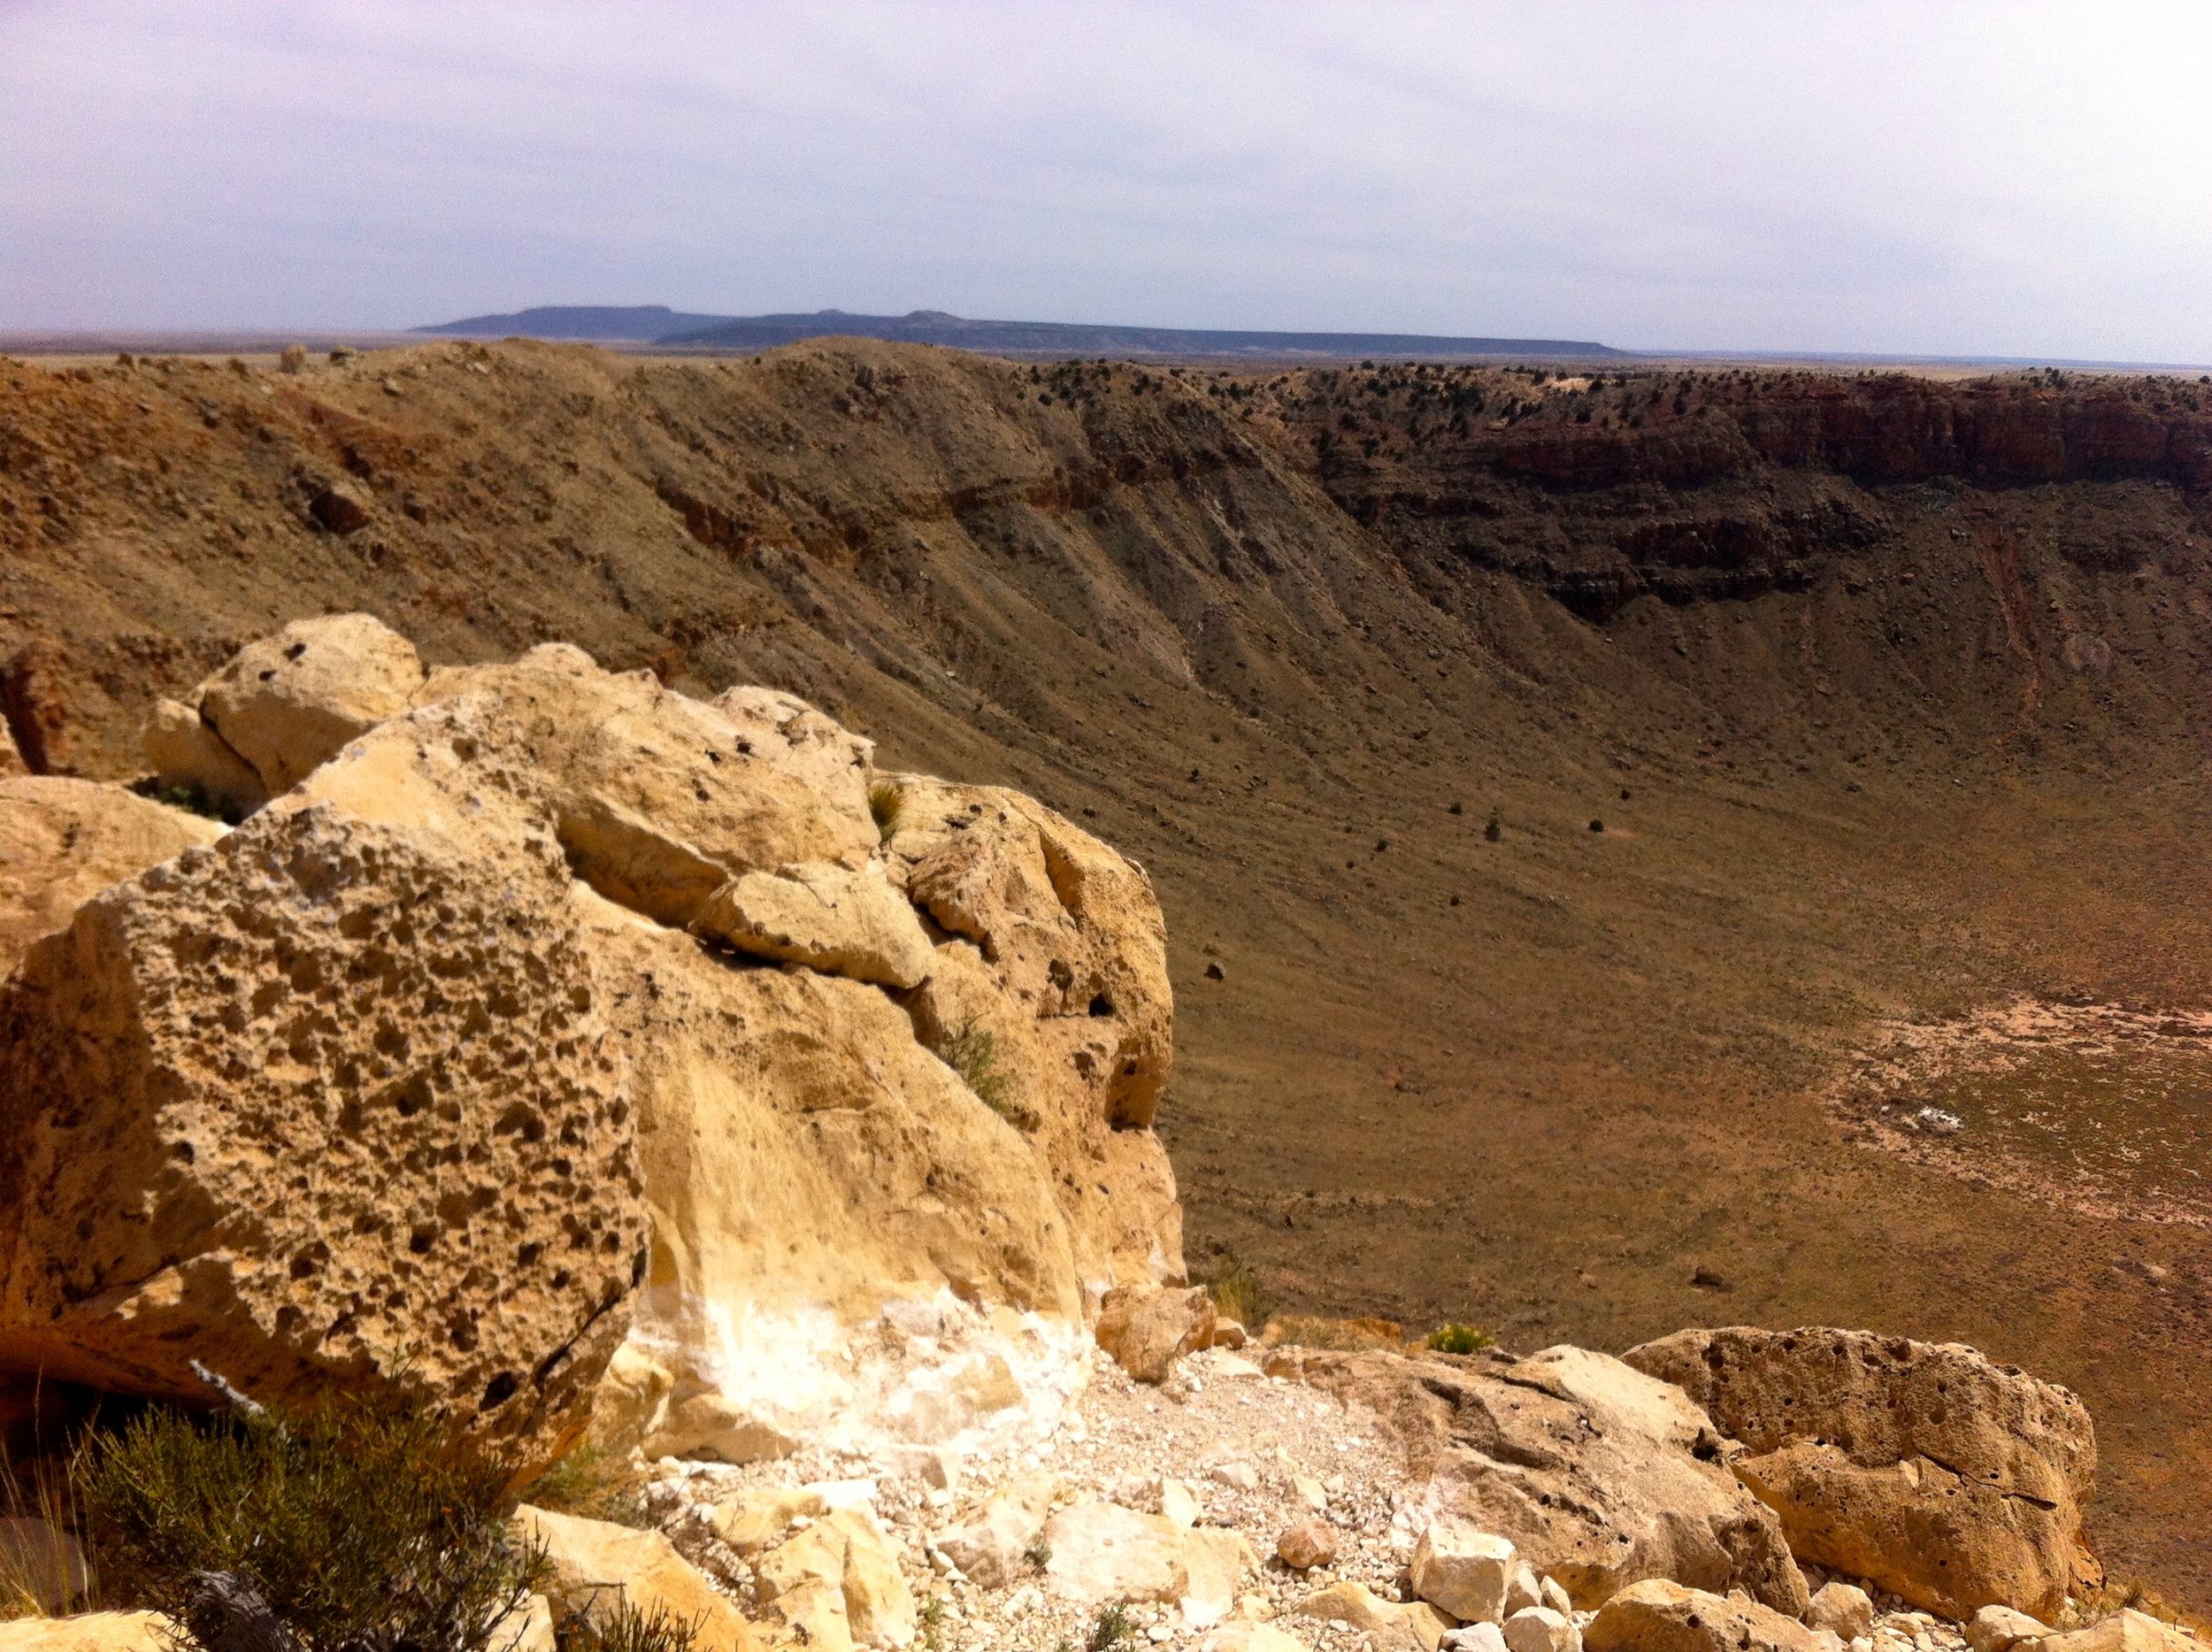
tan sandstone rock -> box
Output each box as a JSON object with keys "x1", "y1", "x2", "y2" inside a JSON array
[
  {"x1": 1297, "y1": 1581, "x2": 1456, "y2": 1652},
  {"x1": 692, "y1": 861, "x2": 934, "y2": 987},
  {"x1": 140, "y1": 698, "x2": 267, "y2": 820},
  {"x1": 1583, "y1": 1579, "x2": 1824, "y2": 1652},
  {"x1": 1967, "y1": 1607, "x2": 2053, "y2": 1652},
  {"x1": 1505, "y1": 1607, "x2": 1582, "y2": 1652},
  {"x1": 0, "y1": 806, "x2": 646, "y2": 1464},
  {"x1": 1412, "y1": 1522, "x2": 1517, "y2": 1623},
  {"x1": 0, "y1": 777, "x2": 223, "y2": 977},
  {"x1": 933, "y1": 1471, "x2": 1063, "y2": 1587},
  {"x1": 491, "y1": 1594, "x2": 556, "y2": 1652},
  {"x1": 583, "y1": 1341, "x2": 674, "y2": 1458},
  {"x1": 1805, "y1": 1582, "x2": 1874, "y2": 1641},
  {"x1": 1624, "y1": 1326, "x2": 2095, "y2": 1619},
  {"x1": 2028, "y1": 1613, "x2": 2194, "y2": 1652},
  {"x1": 753, "y1": 1508, "x2": 916, "y2": 1650},
  {"x1": 196, "y1": 613, "x2": 425, "y2": 794},
  {"x1": 1276, "y1": 1518, "x2": 1338, "y2": 1571},
  {"x1": 518, "y1": 1505, "x2": 759, "y2": 1652},
  {"x1": 1271, "y1": 1344, "x2": 1807, "y2": 1614},
  {"x1": 1199, "y1": 1625, "x2": 1310, "y2": 1652},
  {"x1": 1041, "y1": 1500, "x2": 1256, "y2": 1625},
  {"x1": 0, "y1": 1615, "x2": 172, "y2": 1652},
  {"x1": 361, "y1": 644, "x2": 877, "y2": 922},
  {"x1": 711, "y1": 687, "x2": 876, "y2": 828},
  {"x1": 1095, "y1": 1283, "x2": 1216, "y2": 1383}
]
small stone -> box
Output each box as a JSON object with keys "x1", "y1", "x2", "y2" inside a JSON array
[
  {"x1": 1210, "y1": 1460, "x2": 1259, "y2": 1491},
  {"x1": 1809, "y1": 1585, "x2": 1876, "y2": 1642},
  {"x1": 1504, "y1": 1607, "x2": 1581, "y2": 1652},
  {"x1": 1277, "y1": 1520, "x2": 1339, "y2": 1571},
  {"x1": 1963, "y1": 1609, "x2": 2048, "y2": 1652},
  {"x1": 1446, "y1": 1629, "x2": 1512, "y2": 1652},
  {"x1": 1294, "y1": 1475, "x2": 1330, "y2": 1513},
  {"x1": 1504, "y1": 1564, "x2": 1542, "y2": 1617},
  {"x1": 1161, "y1": 1478, "x2": 1202, "y2": 1528},
  {"x1": 1205, "y1": 960, "x2": 1225, "y2": 980},
  {"x1": 1540, "y1": 1579, "x2": 1573, "y2": 1617}
]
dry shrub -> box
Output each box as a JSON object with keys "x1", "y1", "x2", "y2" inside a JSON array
[
  {"x1": 75, "y1": 1391, "x2": 542, "y2": 1652},
  {"x1": 867, "y1": 780, "x2": 905, "y2": 844},
  {"x1": 1260, "y1": 1315, "x2": 1405, "y2": 1352},
  {"x1": 1194, "y1": 1254, "x2": 1273, "y2": 1333},
  {"x1": 526, "y1": 1444, "x2": 653, "y2": 1530},
  {"x1": 943, "y1": 1019, "x2": 1037, "y2": 1131}
]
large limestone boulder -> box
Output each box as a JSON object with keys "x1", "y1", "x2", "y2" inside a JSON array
[
  {"x1": 518, "y1": 1505, "x2": 759, "y2": 1652},
  {"x1": 2028, "y1": 1612, "x2": 2200, "y2": 1652},
  {"x1": 591, "y1": 910, "x2": 1085, "y2": 1456},
  {"x1": 1584, "y1": 1579, "x2": 1824, "y2": 1652},
  {"x1": 194, "y1": 613, "x2": 426, "y2": 794},
  {"x1": 692, "y1": 861, "x2": 934, "y2": 987},
  {"x1": 1625, "y1": 1327, "x2": 2095, "y2": 1619},
  {"x1": 0, "y1": 805, "x2": 647, "y2": 1464},
  {"x1": 1041, "y1": 1500, "x2": 1256, "y2": 1626},
  {"x1": 1094, "y1": 1283, "x2": 1216, "y2": 1382},
  {"x1": 1271, "y1": 1344, "x2": 1807, "y2": 1614},
  {"x1": 711, "y1": 686, "x2": 876, "y2": 828},
  {"x1": 0, "y1": 777, "x2": 223, "y2": 976},
  {"x1": 933, "y1": 1471, "x2": 1063, "y2": 1587},
  {"x1": 293, "y1": 645, "x2": 879, "y2": 923}
]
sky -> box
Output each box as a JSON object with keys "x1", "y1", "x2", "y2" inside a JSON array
[{"x1": 4, "y1": 2, "x2": 2211, "y2": 360}]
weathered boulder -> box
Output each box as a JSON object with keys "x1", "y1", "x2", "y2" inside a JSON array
[
  {"x1": 582, "y1": 1341, "x2": 674, "y2": 1457},
  {"x1": 1276, "y1": 1518, "x2": 1339, "y2": 1571},
  {"x1": 753, "y1": 1508, "x2": 915, "y2": 1650},
  {"x1": 140, "y1": 699, "x2": 266, "y2": 820},
  {"x1": 2027, "y1": 1614, "x2": 2194, "y2": 1652},
  {"x1": 1199, "y1": 1626, "x2": 1310, "y2": 1652},
  {"x1": 593, "y1": 911, "x2": 1084, "y2": 1454},
  {"x1": 0, "y1": 805, "x2": 646, "y2": 1464},
  {"x1": 1271, "y1": 1344, "x2": 1807, "y2": 1614},
  {"x1": 0, "y1": 777, "x2": 222, "y2": 976},
  {"x1": 1412, "y1": 1522, "x2": 1517, "y2": 1623},
  {"x1": 308, "y1": 481, "x2": 374, "y2": 535},
  {"x1": 1505, "y1": 1607, "x2": 1581, "y2": 1652},
  {"x1": 692, "y1": 861, "x2": 934, "y2": 987},
  {"x1": 0, "y1": 718, "x2": 23, "y2": 777},
  {"x1": 490, "y1": 1594, "x2": 556, "y2": 1652},
  {"x1": 933, "y1": 1471, "x2": 1062, "y2": 1587},
  {"x1": 1624, "y1": 1326, "x2": 2095, "y2": 1619},
  {"x1": 712, "y1": 1485, "x2": 831, "y2": 1556},
  {"x1": 892, "y1": 778, "x2": 1185, "y2": 1295},
  {"x1": 1297, "y1": 1581, "x2": 1456, "y2": 1652},
  {"x1": 1805, "y1": 1582, "x2": 1873, "y2": 1641},
  {"x1": 1041, "y1": 1500, "x2": 1256, "y2": 1625},
  {"x1": 0, "y1": 1615, "x2": 171, "y2": 1652},
  {"x1": 517, "y1": 1505, "x2": 759, "y2": 1652},
  {"x1": 1095, "y1": 1283, "x2": 1216, "y2": 1382},
  {"x1": 711, "y1": 687, "x2": 877, "y2": 829},
  {"x1": 1584, "y1": 1579, "x2": 1824, "y2": 1652},
  {"x1": 1968, "y1": 1608, "x2": 2052, "y2": 1652},
  {"x1": 196, "y1": 613, "x2": 424, "y2": 794},
  {"x1": 357, "y1": 645, "x2": 876, "y2": 921}
]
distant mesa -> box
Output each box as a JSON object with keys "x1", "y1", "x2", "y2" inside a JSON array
[{"x1": 415, "y1": 304, "x2": 1627, "y2": 360}]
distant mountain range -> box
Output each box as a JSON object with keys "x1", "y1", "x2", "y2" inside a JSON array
[{"x1": 415, "y1": 304, "x2": 1627, "y2": 360}]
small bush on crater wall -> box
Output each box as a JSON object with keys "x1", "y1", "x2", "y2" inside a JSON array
[
  {"x1": 1425, "y1": 1322, "x2": 1494, "y2": 1356},
  {"x1": 867, "y1": 780, "x2": 905, "y2": 843},
  {"x1": 943, "y1": 1018, "x2": 1038, "y2": 1131},
  {"x1": 1195, "y1": 1253, "x2": 1273, "y2": 1333},
  {"x1": 76, "y1": 1389, "x2": 542, "y2": 1652}
]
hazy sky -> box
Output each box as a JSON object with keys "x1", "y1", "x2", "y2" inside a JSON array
[{"x1": 4, "y1": 2, "x2": 2211, "y2": 359}]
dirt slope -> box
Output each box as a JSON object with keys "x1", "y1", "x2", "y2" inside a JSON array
[{"x1": 4, "y1": 339, "x2": 2211, "y2": 1604}]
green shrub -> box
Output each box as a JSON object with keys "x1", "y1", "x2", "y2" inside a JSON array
[
  {"x1": 75, "y1": 1391, "x2": 541, "y2": 1652},
  {"x1": 1089, "y1": 1603, "x2": 1139, "y2": 1652},
  {"x1": 527, "y1": 1443, "x2": 651, "y2": 1529},
  {"x1": 1425, "y1": 1323, "x2": 1494, "y2": 1356},
  {"x1": 942, "y1": 1018, "x2": 1037, "y2": 1131},
  {"x1": 128, "y1": 775, "x2": 239, "y2": 825},
  {"x1": 1195, "y1": 1254, "x2": 1272, "y2": 1332}
]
